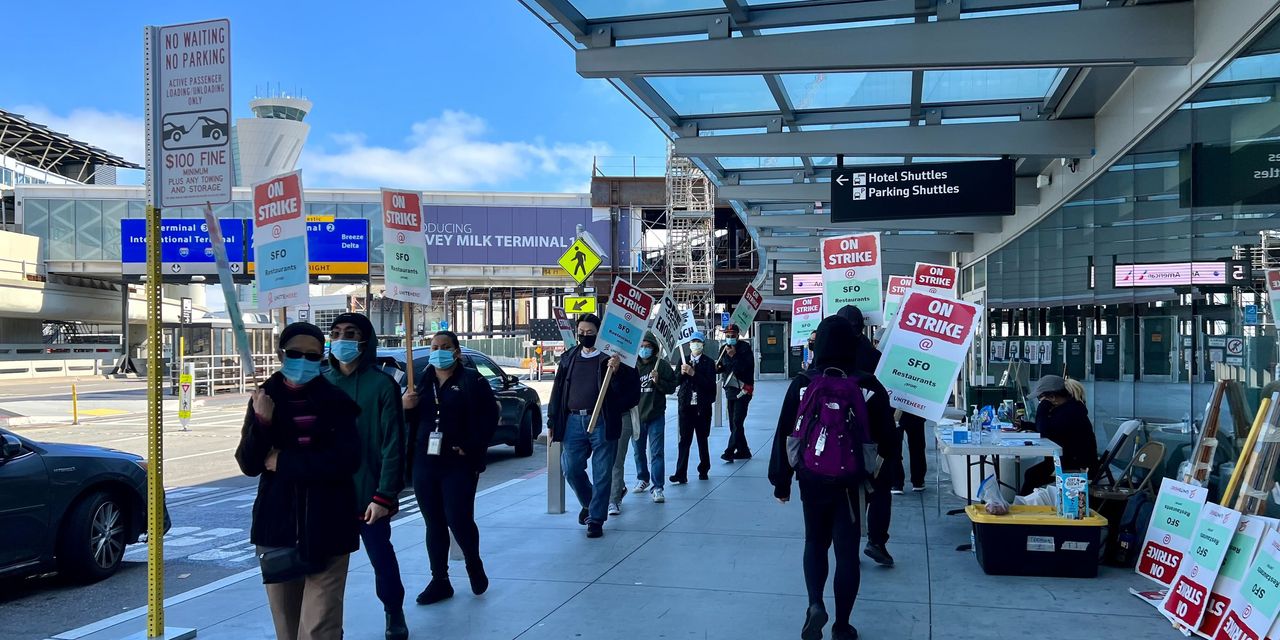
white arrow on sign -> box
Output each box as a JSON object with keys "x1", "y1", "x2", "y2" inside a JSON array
[{"x1": 836, "y1": 175, "x2": 848, "y2": 186}]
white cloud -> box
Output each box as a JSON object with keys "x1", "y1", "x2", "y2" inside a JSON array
[
  {"x1": 299, "y1": 110, "x2": 609, "y2": 193},
  {"x1": 13, "y1": 105, "x2": 145, "y2": 165}
]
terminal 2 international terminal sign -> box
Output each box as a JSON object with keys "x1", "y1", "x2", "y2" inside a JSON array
[{"x1": 830, "y1": 159, "x2": 1015, "y2": 223}]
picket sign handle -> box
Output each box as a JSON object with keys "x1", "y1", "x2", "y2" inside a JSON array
[{"x1": 587, "y1": 366, "x2": 616, "y2": 434}]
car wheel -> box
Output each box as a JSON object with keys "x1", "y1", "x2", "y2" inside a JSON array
[
  {"x1": 211, "y1": 129, "x2": 222, "y2": 140},
  {"x1": 58, "y1": 491, "x2": 127, "y2": 582},
  {"x1": 515, "y1": 409, "x2": 534, "y2": 457},
  {"x1": 170, "y1": 130, "x2": 182, "y2": 143}
]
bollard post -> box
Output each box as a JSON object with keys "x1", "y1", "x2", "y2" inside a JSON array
[
  {"x1": 714, "y1": 385, "x2": 724, "y2": 429},
  {"x1": 72, "y1": 383, "x2": 79, "y2": 425},
  {"x1": 547, "y1": 440, "x2": 565, "y2": 514}
]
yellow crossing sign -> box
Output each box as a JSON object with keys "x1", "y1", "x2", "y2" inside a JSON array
[
  {"x1": 564, "y1": 296, "x2": 597, "y2": 314},
  {"x1": 558, "y1": 238, "x2": 602, "y2": 285}
]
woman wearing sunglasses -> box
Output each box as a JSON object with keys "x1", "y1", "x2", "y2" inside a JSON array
[{"x1": 235, "y1": 322, "x2": 362, "y2": 639}]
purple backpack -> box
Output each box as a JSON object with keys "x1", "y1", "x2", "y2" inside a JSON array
[{"x1": 787, "y1": 369, "x2": 877, "y2": 482}]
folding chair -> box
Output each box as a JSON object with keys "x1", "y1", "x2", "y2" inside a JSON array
[
  {"x1": 1092, "y1": 419, "x2": 1144, "y2": 488},
  {"x1": 1091, "y1": 441, "x2": 1166, "y2": 505}
]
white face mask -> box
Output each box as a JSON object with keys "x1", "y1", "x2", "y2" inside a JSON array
[{"x1": 690, "y1": 343, "x2": 704, "y2": 356}]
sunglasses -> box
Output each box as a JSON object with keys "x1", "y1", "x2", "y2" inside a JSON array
[{"x1": 282, "y1": 349, "x2": 324, "y2": 362}]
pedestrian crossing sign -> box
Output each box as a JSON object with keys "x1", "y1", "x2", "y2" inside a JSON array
[{"x1": 558, "y1": 238, "x2": 602, "y2": 285}]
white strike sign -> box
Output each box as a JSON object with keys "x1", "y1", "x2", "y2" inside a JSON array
[
  {"x1": 252, "y1": 171, "x2": 308, "y2": 311},
  {"x1": 1197, "y1": 515, "x2": 1276, "y2": 639},
  {"x1": 1139, "y1": 479, "x2": 1209, "y2": 586},
  {"x1": 883, "y1": 275, "x2": 914, "y2": 326},
  {"x1": 148, "y1": 19, "x2": 233, "y2": 207},
  {"x1": 1162, "y1": 503, "x2": 1242, "y2": 629},
  {"x1": 821, "y1": 232, "x2": 883, "y2": 325},
  {"x1": 790, "y1": 296, "x2": 823, "y2": 347},
  {"x1": 382, "y1": 189, "x2": 431, "y2": 304},
  {"x1": 552, "y1": 307, "x2": 577, "y2": 348},
  {"x1": 729, "y1": 284, "x2": 763, "y2": 334},
  {"x1": 913, "y1": 262, "x2": 958, "y2": 298},
  {"x1": 1212, "y1": 529, "x2": 1280, "y2": 640},
  {"x1": 597, "y1": 279, "x2": 655, "y2": 368},
  {"x1": 874, "y1": 290, "x2": 981, "y2": 422},
  {"x1": 651, "y1": 293, "x2": 693, "y2": 357}
]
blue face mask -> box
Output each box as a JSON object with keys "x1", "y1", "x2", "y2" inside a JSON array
[
  {"x1": 330, "y1": 340, "x2": 362, "y2": 364},
  {"x1": 638, "y1": 347, "x2": 654, "y2": 360},
  {"x1": 429, "y1": 349, "x2": 456, "y2": 370},
  {"x1": 280, "y1": 356, "x2": 321, "y2": 385},
  {"x1": 725, "y1": 337, "x2": 738, "y2": 346}
]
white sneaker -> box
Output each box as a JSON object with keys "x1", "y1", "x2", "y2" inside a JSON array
[
  {"x1": 632, "y1": 480, "x2": 650, "y2": 494},
  {"x1": 652, "y1": 488, "x2": 665, "y2": 503},
  {"x1": 912, "y1": 485, "x2": 926, "y2": 493},
  {"x1": 608, "y1": 502, "x2": 621, "y2": 516},
  {"x1": 890, "y1": 488, "x2": 904, "y2": 496}
]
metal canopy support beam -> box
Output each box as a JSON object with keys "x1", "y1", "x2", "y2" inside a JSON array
[
  {"x1": 744, "y1": 213, "x2": 1005, "y2": 233},
  {"x1": 679, "y1": 100, "x2": 1034, "y2": 131},
  {"x1": 720, "y1": 177, "x2": 1039, "y2": 205},
  {"x1": 534, "y1": 0, "x2": 589, "y2": 38},
  {"x1": 676, "y1": 119, "x2": 1094, "y2": 158},
  {"x1": 577, "y1": 2, "x2": 1193, "y2": 76},
  {"x1": 759, "y1": 233, "x2": 974, "y2": 253}
]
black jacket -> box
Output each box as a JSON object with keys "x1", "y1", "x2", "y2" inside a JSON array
[
  {"x1": 548, "y1": 346, "x2": 641, "y2": 441},
  {"x1": 235, "y1": 372, "x2": 362, "y2": 560},
  {"x1": 677, "y1": 354, "x2": 717, "y2": 417},
  {"x1": 1036, "y1": 398, "x2": 1098, "y2": 474},
  {"x1": 408, "y1": 365, "x2": 499, "y2": 473},
  {"x1": 717, "y1": 342, "x2": 755, "y2": 390},
  {"x1": 767, "y1": 369, "x2": 900, "y2": 501}
]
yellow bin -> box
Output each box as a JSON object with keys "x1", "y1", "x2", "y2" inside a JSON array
[{"x1": 966, "y1": 505, "x2": 1107, "y2": 578}]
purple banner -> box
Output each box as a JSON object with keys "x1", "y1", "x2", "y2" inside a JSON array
[{"x1": 422, "y1": 206, "x2": 628, "y2": 267}]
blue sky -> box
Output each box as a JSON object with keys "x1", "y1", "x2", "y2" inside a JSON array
[{"x1": 4, "y1": 2, "x2": 668, "y2": 192}]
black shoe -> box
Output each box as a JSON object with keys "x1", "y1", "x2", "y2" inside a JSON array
[
  {"x1": 698, "y1": 472, "x2": 709, "y2": 480},
  {"x1": 578, "y1": 508, "x2": 589, "y2": 525},
  {"x1": 467, "y1": 562, "x2": 489, "y2": 595},
  {"x1": 864, "y1": 543, "x2": 895, "y2": 567},
  {"x1": 415, "y1": 579, "x2": 454, "y2": 605},
  {"x1": 586, "y1": 522, "x2": 603, "y2": 538},
  {"x1": 735, "y1": 451, "x2": 753, "y2": 460},
  {"x1": 669, "y1": 475, "x2": 688, "y2": 485},
  {"x1": 385, "y1": 609, "x2": 409, "y2": 640},
  {"x1": 801, "y1": 603, "x2": 828, "y2": 640},
  {"x1": 721, "y1": 451, "x2": 735, "y2": 463},
  {"x1": 831, "y1": 623, "x2": 859, "y2": 640}
]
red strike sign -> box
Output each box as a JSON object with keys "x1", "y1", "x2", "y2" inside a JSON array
[
  {"x1": 1269, "y1": 270, "x2": 1280, "y2": 292},
  {"x1": 794, "y1": 296, "x2": 821, "y2": 315},
  {"x1": 822, "y1": 235, "x2": 878, "y2": 269},
  {"x1": 887, "y1": 276, "x2": 913, "y2": 297},
  {"x1": 253, "y1": 174, "x2": 302, "y2": 225},
  {"x1": 611, "y1": 280, "x2": 654, "y2": 320},
  {"x1": 897, "y1": 293, "x2": 976, "y2": 345},
  {"x1": 1164, "y1": 575, "x2": 1209, "y2": 627},
  {"x1": 383, "y1": 190, "x2": 422, "y2": 232},
  {"x1": 1214, "y1": 610, "x2": 1260, "y2": 640},
  {"x1": 742, "y1": 286, "x2": 763, "y2": 308},
  {"x1": 914, "y1": 263, "x2": 957, "y2": 292},
  {"x1": 1140, "y1": 540, "x2": 1183, "y2": 585},
  {"x1": 1201, "y1": 593, "x2": 1233, "y2": 636}
]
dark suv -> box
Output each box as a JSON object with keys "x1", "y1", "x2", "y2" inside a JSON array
[
  {"x1": 375, "y1": 347, "x2": 542, "y2": 457},
  {"x1": 0, "y1": 428, "x2": 168, "y2": 582}
]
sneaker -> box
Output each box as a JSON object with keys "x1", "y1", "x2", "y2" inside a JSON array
[
  {"x1": 890, "y1": 487, "x2": 904, "y2": 495},
  {"x1": 864, "y1": 543, "x2": 895, "y2": 567},
  {"x1": 669, "y1": 474, "x2": 688, "y2": 485},
  {"x1": 912, "y1": 485, "x2": 926, "y2": 492},
  {"x1": 608, "y1": 502, "x2": 621, "y2": 516},
  {"x1": 467, "y1": 562, "x2": 489, "y2": 595},
  {"x1": 415, "y1": 579, "x2": 454, "y2": 605},
  {"x1": 632, "y1": 480, "x2": 650, "y2": 494},
  {"x1": 652, "y1": 488, "x2": 665, "y2": 503},
  {"x1": 577, "y1": 508, "x2": 589, "y2": 525},
  {"x1": 831, "y1": 623, "x2": 860, "y2": 640},
  {"x1": 801, "y1": 603, "x2": 828, "y2": 640},
  {"x1": 586, "y1": 522, "x2": 603, "y2": 538},
  {"x1": 720, "y1": 451, "x2": 735, "y2": 463}
]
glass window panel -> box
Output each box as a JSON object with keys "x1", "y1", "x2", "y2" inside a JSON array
[
  {"x1": 49, "y1": 199, "x2": 75, "y2": 260},
  {"x1": 758, "y1": 17, "x2": 915, "y2": 35},
  {"x1": 648, "y1": 75, "x2": 778, "y2": 115},
  {"x1": 571, "y1": 0, "x2": 722, "y2": 19},
  {"x1": 961, "y1": 4, "x2": 1076, "y2": 19},
  {"x1": 234, "y1": 201, "x2": 251, "y2": 218},
  {"x1": 812, "y1": 156, "x2": 904, "y2": 166},
  {"x1": 102, "y1": 200, "x2": 127, "y2": 260},
  {"x1": 717, "y1": 156, "x2": 804, "y2": 170},
  {"x1": 921, "y1": 68, "x2": 1061, "y2": 102},
  {"x1": 336, "y1": 203, "x2": 362, "y2": 219},
  {"x1": 74, "y1": 200, "x2": 104, "y2": 260},
  {"x1": 129, "y1": 200, "x2": 146, "y2": 218},
  {"x1": 22, "y1": 199, "x2": 49, "y2": 259},
  {"x1": 1210, "y1": 52, "x2": 1280, "y2": 84},
  {"x1": 800, "y1": 121, "x2": 910, "y2": 131},
  {"x1": 363, "y1": 204, "x2": 384, "y2": 264},
  {"x1": 780, "y1": 72, "x2": 913, "y2": 109}
]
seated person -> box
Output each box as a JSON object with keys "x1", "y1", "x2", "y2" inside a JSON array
[{"x1": 1017, "y1": 375, "x2": 1099, "y2": 496}]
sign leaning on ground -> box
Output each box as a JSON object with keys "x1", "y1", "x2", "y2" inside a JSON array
[
  {"x1": 830, "y1": 159, "x2": 1014, "y2": 223},
  {"x1": 252, "y1": 171, "x2": 308, "y2": 310},
  {"x1": 1138, "y1": 478, "x2": 1209, "y2": 587},
  {"x1": 1161, "y1": 503, "x2": 1242, "y2": 630},
  {"x1": 1197, "y1": 515, "x2": 1274, "y2": 639},
  {"x1": 821, "y1": 232, "x2": 884, "y2": 326},
  {"x1": 381, "y1": 189, "x2": 431, "y2": 304},
  {"x1": 913, "y1": 262, "x2": 958, "y2": 298},
  {"x1": 1211, "y1": 529, "x2": 1280, "y2": 640},
  {"x1": 874, "y1": 290, "x2": 982, "y2": 422},
  {"x1": 597, "y1": 278, "x2": 655, "y2": 368},
  {"x1": 149, "y1": 19, "x2": 233, "y2": 208}
]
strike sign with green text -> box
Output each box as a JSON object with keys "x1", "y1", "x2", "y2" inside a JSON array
[{"x1": 874, "y1": 290, "x2": 981, "y2": 421}]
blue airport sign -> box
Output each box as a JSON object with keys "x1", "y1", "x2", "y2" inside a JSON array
[{"x1": 121, "y1": 218, "x2": 248, "y2": 276}]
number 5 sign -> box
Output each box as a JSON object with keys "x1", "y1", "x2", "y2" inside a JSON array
[{"x1": 381, "y1": 188, "x2": 431, "y2": 304}]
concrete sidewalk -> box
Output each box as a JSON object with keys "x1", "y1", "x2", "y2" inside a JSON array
[{"x1": 54, "y1": 379, "x2": 1186, "y2": 640}]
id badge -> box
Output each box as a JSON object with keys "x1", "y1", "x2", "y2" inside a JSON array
[{"x1": 427, "y1": 431, "x2": 443, "y2": 456}]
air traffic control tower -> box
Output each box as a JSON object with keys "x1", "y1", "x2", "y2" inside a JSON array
[{"x1": 231, "y1": 94, "x2": 312, "y2": 187}]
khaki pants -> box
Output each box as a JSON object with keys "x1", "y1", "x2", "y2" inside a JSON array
[{"x1": 262, "y1": 552, "x2": 350, "y2": 640}]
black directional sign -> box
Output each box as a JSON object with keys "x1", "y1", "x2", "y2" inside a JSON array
[{"x1": 830, "y1": 158, "x2": 1015, "y2": 223}]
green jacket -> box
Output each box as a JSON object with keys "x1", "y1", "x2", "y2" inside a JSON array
[
  {"x1": 636, "y1": 355, "x2": 678, "y2": 423},
  {"x1": 324, "y1": 364, "x2": 406, "y2": 515}
]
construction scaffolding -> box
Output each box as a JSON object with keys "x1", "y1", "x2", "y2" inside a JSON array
[{"x1": 664, "y1": 152, "x2": 716, "y2": 315}]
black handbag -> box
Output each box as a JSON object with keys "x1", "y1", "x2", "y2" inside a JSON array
[{"x1": 258, "y1": 489, "x2": 324, "y2": 584}]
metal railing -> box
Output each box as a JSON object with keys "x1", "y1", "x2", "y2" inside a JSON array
[
  {"x1": 169, "y1": 353, "x2": 276, "y2": 396},
  {"x1": 0, "y1": 342, "x2": 121, "y2": 359},
  {"x1": 0, "y1": 257, "x2": 45, "y2": 281}
]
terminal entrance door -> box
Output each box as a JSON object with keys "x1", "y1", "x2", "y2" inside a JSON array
[
  {"x1": 755, "y1": 321, "x2": 788, "y2": 377},
  {"x1": 1141, "y1": 316, "x2": 1178, "y2": 383}
]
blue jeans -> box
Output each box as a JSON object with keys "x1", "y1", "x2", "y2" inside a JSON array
[
  {"x1": 632, "y1": 416, "x2": 666, "y2": 490},
  {"x1": 360, "y1": 517, "x2": 405, "y2": 611},
  {"x1": 561, "y1": 413, "x2": 617, "y2": 524}
]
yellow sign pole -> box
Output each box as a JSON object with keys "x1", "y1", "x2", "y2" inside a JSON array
[{"x1": 145, "y1": 203, "x2": 165, "y2": 637}]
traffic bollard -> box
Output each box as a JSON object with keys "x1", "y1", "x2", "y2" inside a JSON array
[
  {"x1": 72, "y1": 383, "x2": 79, "y2": 425},
  {"x1": 547, "y1": 440, "x2": 565, "y2": 514}
]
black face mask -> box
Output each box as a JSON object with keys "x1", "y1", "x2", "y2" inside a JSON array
[
  {"x1": 578, "y1": 334, "x2": 598, "y2": 348},
  {"x1": 807, "y1": 341, "x2": 815, "y2": 351}
]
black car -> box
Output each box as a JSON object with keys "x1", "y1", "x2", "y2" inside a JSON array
[
  {"x1": 0, "y1": 428, "x2": 168, "y2": 582},
  {"x1": 375, "y1": 347, "x2": 542, "y2": 457}
]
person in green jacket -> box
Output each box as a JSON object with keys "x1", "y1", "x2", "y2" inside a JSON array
[
  {"x1": 628, "y1": 332, "x2": 678, "y2": 504},
  {"x1": 324, "y1": 312, "x2": 409, "y2": 640}
]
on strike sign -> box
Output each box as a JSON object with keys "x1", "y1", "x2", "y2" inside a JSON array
[
  {"x1": 147, "y1": 19, "x2": 233, "y2": 208},
  {"x1": 1213, "y1": 529, "x2": 1280, "y2": 640},
  {"x1": 790, "y1": 296, "x2": 823, "y2": 347},
  {"x1": 382, "y1": 189, "x2": 431, "y2": 304},
  {"x1": 553, "y1": 307, "x2": 577, "y2": 348},
  {"x1": 821, "y1": 233, "x2": 883, "y2": 325},
  {"x1": 729, "y1": 284, "x2": 763, "y2": 334},
  {"x1": 913, "y1": 262, "x2": 958, "y2": 298},
  {"x1": 874, "y1": 290, "x2": 981, "y2": 421},
  {"x1": 598, "y1": 278, "x2": 655, "y2": 368},
  {"x1": 1199, "y1": 516, "x2": 1276, "y2": 639},
  {"x1": 252, "y1": 171, "x2": 308, "y2": 310},
  {"x1": 1162, "y1": 503, "x2": 1242, "y2": 629},
  {"x1": 883, "y1": 275, "x2": 914, "y2": 326},
  {"x1": 1139, "y1": 479, "x2": 1209, "y2": 586},
  {"x1": 652, "y1": 292, "x2": 696, "y2": 357}
]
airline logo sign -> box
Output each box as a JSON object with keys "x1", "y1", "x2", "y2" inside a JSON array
[
  {"x1": 821, "y1": 232, "x2": 883, "y2": 325},
  {"x1": 382, "y1": 189, "x2": 431, "y2": 304},
  {"x1": 251, "y1": 171, "x2": 308, "y2": 310},
  {"x1": 913, "y1": 263, "x2": 958, "y2": 298}
]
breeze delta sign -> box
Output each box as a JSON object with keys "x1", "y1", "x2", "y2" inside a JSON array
[{"x1": 830, "y1": 159, "x2": 1015, "y2": 223}]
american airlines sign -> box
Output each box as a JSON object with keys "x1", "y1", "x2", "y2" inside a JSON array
[{"x1": 1113, "y1": 261, "x2": 1250, "y2": 288}]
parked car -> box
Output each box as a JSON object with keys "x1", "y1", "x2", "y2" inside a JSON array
[
  {"x1": 374, "y1": 347, "x2": 542, "y2": 457},
  {"x1": 0, "y1": 428, "x2": 169, "y2": 582}
]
